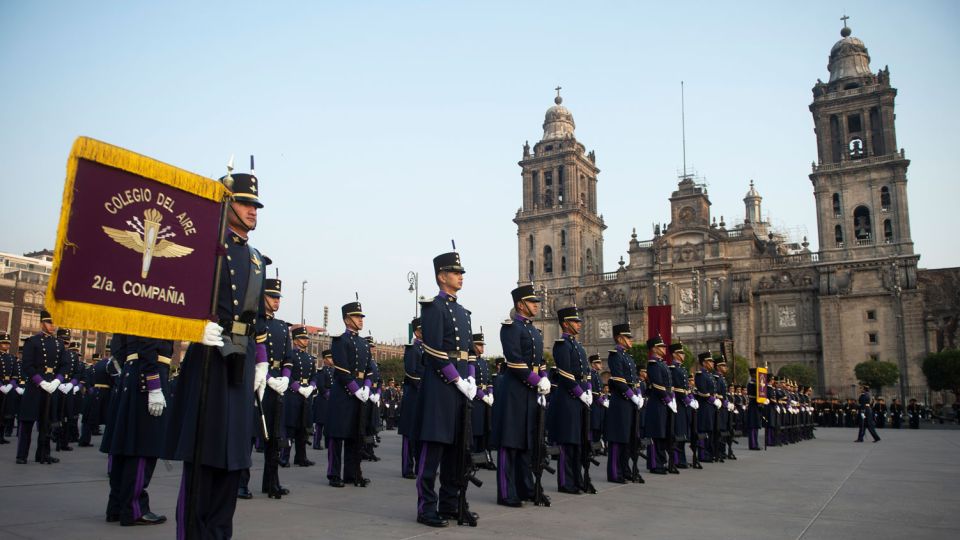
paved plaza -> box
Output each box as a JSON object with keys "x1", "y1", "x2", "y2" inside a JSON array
[{"x1": 0, "y1": 427, "x2": 957, "y2": 539}]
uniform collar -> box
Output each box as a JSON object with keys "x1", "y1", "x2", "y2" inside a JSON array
[
  {"x1": 228, "y1": 230, "x2": 248, "y2": 245},
  {"x1": 615, "y1": 344, "x2": 625, "y2": 353},
  {"x1": 438, "y1": 290, "x2": 457, "y2": 302},
  {"x1": 561, "y1": 332, "x2": 574, "y2": 340},
  {"x1": 413, "y1": 338, "x2": 422, "y2": 345},
  {"x1": 343, "y1": 329, "x2": 358, "y2": 337},
  {"x1": 514, "y1": 314, "x2": 531, "y2": 324}
]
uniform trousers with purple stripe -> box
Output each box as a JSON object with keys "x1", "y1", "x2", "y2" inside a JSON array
[
  {"x1": 497, "y1": 447, "x2": 534, "y2": 502},
  {"x1": 107, "y1": 455, "x2": 157, "y2": 524},
  {"x1": 401, "y1": 436, "x2": 419, "y2": 477},
  {"x1": 415, "y1": 442, "x2": 460, "y2": 517},
  {"x1": 556, "y1": 444, "x2": 582, "y2": 491},
  {"x1": 606, "y1": 442, "x2": 629, "y2": 482}
]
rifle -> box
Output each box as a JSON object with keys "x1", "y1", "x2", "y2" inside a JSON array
[
  {"x1": 354, "y1": 390, "x2": 368, "y2": 487},
  {"x1": 531, "y1": 396, "x2": 553, "y2": 506},
  {"x1": 581, "y1": 403, "x2": 599, "y2": 493},
  {"x1": 457, "y1": 393, "x2": 481, "y2": 526},
  {"x1": 628, "y1": 402, "x2": 644, "y2": 483},
  {"x1": 269, "y1": 385, "x2": 285, "y2": 497}
]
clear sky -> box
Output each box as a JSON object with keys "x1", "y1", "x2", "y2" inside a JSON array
[{"x1": 2, "y1": 1, "x2": 958, "y2": 354}]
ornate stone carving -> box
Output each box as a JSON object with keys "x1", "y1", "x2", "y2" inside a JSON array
[{"x1": 778, "y1": 305, "x2": 798, "y2": 328}]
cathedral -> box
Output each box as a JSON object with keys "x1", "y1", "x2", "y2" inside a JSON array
[{"x1": 513, "y1": 22, "x2": 935, "y2": 398}]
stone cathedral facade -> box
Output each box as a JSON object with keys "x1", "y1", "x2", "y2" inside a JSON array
[{"x1": 513, "y1": 23, "x2": 938, "y2": 398}]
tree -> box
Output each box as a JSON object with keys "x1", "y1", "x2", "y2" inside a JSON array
[
  {"x1": 778, "y1": 363, "x2": 817, "y2": 387},
  {"x1": 853, "y1": 360, "x2": 899, "y2": 396},
  {"x1": 922, "y1": 349, "x2": 960, "y2": 398},
  {"x1": 376, "y1": 357, "x2": 405, "y2": 383},
  {"x1": 725, "y1": 355, "x2": 750, "y2": 386}
]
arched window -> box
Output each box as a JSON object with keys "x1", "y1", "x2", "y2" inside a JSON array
[
  {"x1": 23, "y1": 291, "x2": 34, "y2": 304},
  {"x1": 560, "y1": 229, "x2": 566, "y2": 247},
  {"x1": 883, "y1": 219, "x2": 893, "y2": 243},
  {"x1": 528, "y1": 234, "x2": 534, "y2": 251},
  {"x1": 585, "y1": 248, "x2": 594, "y2": 273},
  {"x1": 528, "y1": 260, "x2": 534, "y2": 280},
  {"x1": 543, "y1": 246, "x2": 553, "y2": 274},
  {"x1": 880, "y1": 187, "x2": 891, "y2": 211},
  {"x1": 832, "y1": 193, "x2": 841, "y2": 217},
  {"x1": 853, "y1": 206, "x2": 872, "y2": 240},
  {"x1": 561, "y1": 256, "x2": 567, "y2": 273},
  {"x1": 835, "y1": 224, "x2": 844, "y2": 247},
  {"x1": 544, "y1": 187, "x2": 553, "y2": 208}
]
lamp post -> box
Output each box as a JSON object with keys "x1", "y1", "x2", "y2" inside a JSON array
[
  {"x1": 888, "y1": 258, "x2": 909, "y2": 401},
  {"x1": 407, "y1": 271, "x2": 419, "y2": 317},
  {"x1": 300, "y1": 280, "x2": 307, "y2": 326}
]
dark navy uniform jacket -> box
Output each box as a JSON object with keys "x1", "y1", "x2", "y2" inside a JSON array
[
  {"x1": 107, "y1": 336, "x2": 172, "y2": 457},
  {"x1": 858, "y1": 391, "x2": 876, "y2": 424},
  {"x1": 605, "y1": 346, "x2": 638, "y2": 445},
  {"x1": 746, "y1": 379, "x2": 762, "y2": 429},
  {"x1": 164, "y1": 230, "x2": 267, "y2": 471},
  {"x1": 414, "y1": 291, "x2": 474, "y2": 445},
  {"x1": 1, "y1": 352, "x2": 21, "y2": 419},
  {"x1": 644, "y1": 356, "x2": 672, "y2": 439},
  {"x1": 670, "y1": 363, "x2": 691, "y2": 441},
  {"x1": 694, "y1": 369, "x2": 716, "y2": 433},
  {"x1": 285, "y1": 347, "x2": 316, "y2": 429},
  {"x1": 263, "y1": 316, "x2": 293, "y2": 438},
  {"x1": 397, "y1": 340, "x2": 423, "y2": 438},
  {"x1": 18, "y1": 331, "x2": 69, "y2": 423},
  {"x1": 715, "y1": 373, "x2": 730, "y2": 432},
  {"x1": 471, "y1": 356, "x2": 493, "y2": 437},
  {"x1": 312, "y1": 366, "x2": 332, "y2": 425},
  {"x1": 491, "y1": 313, "x2": 543, "y2": 450},
  {"x1": 589, "y1": 367, "x2": 604, "y2": 433},
  {"x1": 547, "y1": 334, "x2": 590, "y2": 445},
  {"x1": 327, "y1": 329, "x2": 374, "y2": 440}
]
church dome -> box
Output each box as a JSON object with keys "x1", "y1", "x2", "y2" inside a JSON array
[
  {"x1": 828, "y1": 25, "x2": 872, "y2": 83},
  {"x1": 542, "y1": 93, "x2": 576, "y2": 141},
  {"x1": 744, "y1": 179, "x2": 761, "y2": 199}
]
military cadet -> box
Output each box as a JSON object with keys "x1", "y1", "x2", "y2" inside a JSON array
[
  {"x1": 312, "y1": 350, "x2": 333, "y2": 450},
  {"x1": 667, "y1": 342, "x2": 692, "y2": 469},
  {"x1": 383, "y1": 379, "x2": 401, "y2": 430},
  {"x1": 326, "y1": 300, "x2": 375, "y2": 488},
  {"x1": 102, "y1": 335, "x2": 171, "y2": 526},
  {"x1": 605, "y1": 323, "x2": 642, "y2": 484},
  {"x1": 0, "y1": 332, "x2": 20, "y2": 445},
  {"x1": 855, "y1": 384, "x2": 881, "y2": 443},
  {"x1": 546, "y1": 306, "x2": 592, "y2": 493},
  {"x1": 398, "y1": 318, "x2": 424, "y2": 479},
  {"x1": 588, "y1": 355, "x2": 606, "y2": 449},
  {"x1": 413, "y1": 250, "x2": 478, "y2": 527},
  {"x1": 907, "y1": 398, "x2": 921, "y2": 429},
  {"x1": 890, "y1": 398, "x2": 903, "y2": 429},
  {"x1": 493, "y1": 284, "x2": 549, "y2": 507},
  {"x1": 694, "y1": 352, "x2": 718, "y2": 462},
  {"x1": 362, "y1": 338, "x2": 382, "y2": 462},
  {"x1": 715, "y1": 357, "x2": 735, "y2": 460},
  {"x1": 164, "y1": 169, "x2": 268, "y2": 539},
  {"x1": 644, "y1": 336, "x2": 673, "y2": 475},
  {"x1": 286, "y1": 326, "x2": 317, "y2": 468},
  {"x1": 79, "y1": 353, "x2": 109, "y2": 447},
  {"x1": 16, "y1": 310, "x2": 70, "y2": 465},
  {"x1": 471, "y1": 331, "x2": 495, "y2": 470},
  {"x1": 255, "y1": 277, "x2": 292, "y2": 500},
  {"x1": 51, "y1": 328, "x2": 75, "y2": 453},
  {"x1": 746, "y1": 369, "x2": 762, "y2": 450},
  {"x1": 62, "y1": 340, "x2": 84, "y2": 449},
  {"x1": 874, "y1": 397, "x2": 888, "y2": 429}
]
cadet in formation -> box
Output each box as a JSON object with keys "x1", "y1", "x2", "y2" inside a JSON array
[
  {"x1": 255, "y1": 277, "x2": 292, "y2": 500},
  {"x1": 668, "y1": 341, "x2": 694, "y2": 469},
  {"x1": 0, "y1": 332, "x2": 21, "y2": 445},
  {"x1": 326, "y1": 300, "x2": 374, "y2": 488},
  {"x1": 644, "y1": 335, "x2": 673, "y2": 475},
  {"x1": 605, "y1": 323, "x2": 643, "y2": 484},
  {"x1": 413, "y1": 250, "x2": 478, "y2": 527},
  {"x1": 16, "y1": 310, "x2": 68, "y2": 465},
  {"x1": 694, "y1": 352, "x2": 717, "y2": 462},
  {"x1": 470, "y1": 331, "x2": 495, "y2": 470},
  {"x1": 311, "y1": 349, "x2": 333, "y2": 450},
  {"x1": 493, "y1": 284, "x2": 550, "y2": 507},
  {"x1": 856, "y1": 384, "x2": 881, "y2": 443},
  {"x1": 163, "y1": 170, "x2": 267, "y2": 539},
  {"x1": 287, "y1": 326, "x2": 318, "y2": 468},
  {"x1": 398, "y1": 317, "x2": 423, "y2": 479}
]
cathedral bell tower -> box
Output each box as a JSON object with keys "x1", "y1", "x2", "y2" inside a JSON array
[
  {"x1": 514, "y1": 89, "x2": 606, "y2": 294},
  {"x1": 809, "y1": 19, "x2": 913, "y2": 261}
]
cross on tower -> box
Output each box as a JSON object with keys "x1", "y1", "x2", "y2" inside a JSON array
[
  {"x1": 555, "y1": 86, "x2": 562, "y2": 98},
  {"x1": 840, "y1": 14, "x2": 850, "y2": 27}
]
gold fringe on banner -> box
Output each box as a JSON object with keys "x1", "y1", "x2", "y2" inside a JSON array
[{"x1": 45, "y1": 136, "x2": 228, "y2": 343}]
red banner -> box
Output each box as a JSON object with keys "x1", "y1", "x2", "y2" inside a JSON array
[
  {"x1": 46, "y1": 137, "x2": 229, "y2": 341},
  {"x1": 647, "y1": 305, "x2": 672, "y2": 347}
]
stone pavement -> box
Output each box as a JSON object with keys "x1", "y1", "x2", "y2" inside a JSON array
[{"x1": 0, "y1": 426, "x2": 957, "y2": 539}]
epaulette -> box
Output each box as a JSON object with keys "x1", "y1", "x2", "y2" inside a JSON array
[
  {"x1": 608, "y1": 350, "x2": 617, "y2": 354},
  {"x1": 419, "y1": 296, "x2": 436, "y2": 304},
  {"x1": 502, "y1": 319, "x2": 514, "y2": 326},
  {"x1": 554, "y1": 339, "x2": 565, "y2": 344},
  {"x1": 331, "y1": 335, "x2": 342, "y2": 342}
]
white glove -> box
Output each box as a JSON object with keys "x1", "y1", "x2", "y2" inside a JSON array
[
  {"x1": 537, "y1": 377, "x2": 551, "y2": 395},
  {"x1": 579, "y1": 392, "x2": 592, "y2": 406},
  {"x1": 467, "y1": 377, "x2": 478, "y2": 399},
  {"x1": 0, "y1": 384, "x2": 11, "y2": 394},
  {"x1": 584, "y1": 391, "x2": 593, "y2": 406},
  {"x1": 602, "y1": 398, "x2": 610, "y2": 408},
  {"x1": 482, "y1": 393, "x2": 494, "y2": 407},
  {"x1": 630, "y1": 394, "x2": 641, "y2": 408},
  {"x1": 298, "y1": 385, "x2": 314, "y2": 399},
  {"x1": 16, "y1": 387, "x2": 24, "y2": 395},
  {"x1": 690, "y1": 399, "x2": 700, "y2": 410},
  {"x1": 537, "y1": 394, "x2": 547, "y2": 407},
  {"x1": 200, "y1": 321, "x2": 224, "y2": 347},
  {"x1": 59, "y1": 382, "x2": 73, "y2": 394},
  {"x1": 73, "y1": 385, "x2": 80, "y2": 394},
  {"x1": 360, "y1": 386, "x2": 371, "y2": 401},
  {"x1": 370, "y1": 392, "x2": 381, "y2": 405},
  {"x1": 267, "y1": 376, "x2": 289, "y2": 394},
  {"x1": 40, "y1": 379, "x2": 60, "y2": 394},
  {"x1": 354, "y1": 386, "x2": 369, "y2": 402},
  {"x1": 455, "y1": 378, "x2": 473, "y2": 399},
  {"x1": 668, "y1": 397, "x2": 678, "y2": 414},
  {"x1": 727, "y1": 402, "x2": 735, "y2": 412},
  {"x1": 147, "y1": 389, "x2": 166, "y2": 416},
  {"x1": 713, "y1": 398, "x2": 722, "y2": 409},
  {"x1": 254, "y1": 362, "x2": 268, "y2": 395}
]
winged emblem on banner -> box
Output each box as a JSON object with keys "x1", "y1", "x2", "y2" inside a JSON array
[{"x1": 102, "y1": 208, "x2": 193, "y2": 278}]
